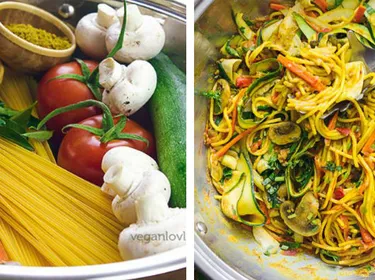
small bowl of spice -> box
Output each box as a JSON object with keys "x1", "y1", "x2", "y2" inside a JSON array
[{"x1": 0, "y1": 1, "x2": 76, "y2": 73}]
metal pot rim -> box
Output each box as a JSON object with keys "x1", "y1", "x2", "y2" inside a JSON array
[{"x1": 0, "y1": 247, "x2": 186, "y2": 279}]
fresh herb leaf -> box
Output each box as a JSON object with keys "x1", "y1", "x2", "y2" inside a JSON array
[
  {"x1": 364, "y1": 264, "x2": 373, "y2": 271},
  {"x1": 199, "y1": 91, "x2": 221, "y2": 100},
  {"x1": 223, "y1": 167, "x2": 233, "y2": 180},
  {"x1": 257, "y1": 105, "x2": 272, "y2": 111},
  {"x1": 321, "y1": 250, "x2": 339, "y2": 262},
  {"x1": 214, "y1": 115, "x2": 223, "y2": 126},
  {"x1": 0, "y1": 126, "x2": 34, "y2": 151},
  {"x1": 324, "y1": 161, "x2": 342, "y2": 172},
  {"x1": 22, "y1": 131, "x2": 53, "y2": 141}
]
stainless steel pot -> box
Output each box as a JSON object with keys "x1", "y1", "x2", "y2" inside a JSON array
[
  {"x1": 194, "y1": 1, "x2": 370, "y2": 279},
  {"x1": 0, "y1": 0, "x2": 186, "y2": 279}
]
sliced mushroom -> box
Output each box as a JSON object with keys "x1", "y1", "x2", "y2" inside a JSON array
[
  {"x1": 268, "y1": 122, "x2": 301, "y2": 146},
  {"x1": 280, "y1": 192, "x2": 321, "y2": 237}
]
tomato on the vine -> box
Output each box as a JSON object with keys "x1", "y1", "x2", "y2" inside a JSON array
[
  {"x1": 57, "y1": 114, "x2": 155, "y2": 186},
  {"x1": 37, "y1": 60, "x2": 100, "y2": 140}
]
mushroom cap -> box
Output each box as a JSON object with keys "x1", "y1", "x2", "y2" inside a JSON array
[
  {"x1": 102, "y1": 146, "x2": 158, "y2": 173},
  {"x1": 106, "y1": 16, "x2": 166, "y2": 63},
  {"x1": 280, "y1": 192, "x2": 321, "y2": 237},
  {"x1": 102, "y1": 60, "x2": 157, "y2": 116},
  {"x1": 75, "y1": 13, "x2": 108, "y2": 60},
  {"x1": 118, "y1": 208, "x2": 186, "y2": 260}
]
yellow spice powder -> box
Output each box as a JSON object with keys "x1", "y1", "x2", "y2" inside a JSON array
[{"x1": 6, "y1": 24, "x2": 71, "y2": 50}]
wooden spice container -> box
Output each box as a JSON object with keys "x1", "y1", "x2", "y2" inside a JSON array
[{"x1": 0, "y1": 1, "x2": 76, "y2": 74}]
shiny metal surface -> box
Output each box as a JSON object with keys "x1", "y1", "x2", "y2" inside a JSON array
[
  {"x1": 194, "y1": 1, "x2": 370, "y2": 279},
  {"x1": 0, "y1": 0, "x2": 186, "y2": 278}
]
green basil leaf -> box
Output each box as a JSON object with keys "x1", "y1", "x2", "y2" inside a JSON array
[
  {"x1": 22, "y1": 130, "x2": 53, "y2": 141},
  {"x1": 6, "y1": 119, "x2": 26, "y2": 134},
  {"x1": 75, "y1": 58, "x2": 91, "y2": 78},
  {"x1": 62, "y1": 124, "x2": 103, "y2": 136},
  {"x1": 0, "y1": 126, "x2": 33, "y2": 151},
  {"x1": 0, "y1": 106, "x2": 17, "y2": 118},
  {"x1": 10, "y1": 103, "x2": 35, "y2": 129}
]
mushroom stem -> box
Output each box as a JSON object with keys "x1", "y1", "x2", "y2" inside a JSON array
[
  {"x1": 104, "y1": 164, "x2": 141, "y2": 197},
  {"x1": 99, "y1": 58, "x2": 125, "y2": 89},
  {"x1": 135, "y1": 193, "x2": 170, "y2": 223},
  {"x1": 117, "y1": 5, "x2": 143, "y2": 31},
  {"x1": 96, "y1": 4, "x2": 117, "y2": 28}
]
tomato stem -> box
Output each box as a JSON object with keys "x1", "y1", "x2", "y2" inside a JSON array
[
  {"x1": 37, "y1": 100, "x2": 148, "y2": 145},
  {"x1": 37, "y1": 100, "x2": 114, "y2": 131},
  {"x1": 50, "y1": 0, "x2": 128, "y2": 101}
]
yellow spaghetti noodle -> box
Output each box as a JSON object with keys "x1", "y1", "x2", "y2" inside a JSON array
[{"x1": 0, "y1": 138, "x2": 122, "y2": 266}]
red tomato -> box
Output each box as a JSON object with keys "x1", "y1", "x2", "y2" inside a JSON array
[
  {"x1": 37, "y1": 61, "x2": 100, "y2": 141},
  {"x1": 236, "y1": 76, "x2": 253, "y2": 88},
  {"x1": 336, "y1": 127, "x2": 351, "y2": 136},
  {"x1": 57, "y1": 115, "x2": 156, "y2": 186},
  {"x1": 333, "y1": 187, "x2": 345, "y2": 200},
  {"x1": 281, "y1": 249, "x2": 298, "y2": 256}
]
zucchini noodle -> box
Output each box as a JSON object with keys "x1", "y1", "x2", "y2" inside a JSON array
[{"x1": 204, "y1": 0, "x2": 375, "y2": 267}]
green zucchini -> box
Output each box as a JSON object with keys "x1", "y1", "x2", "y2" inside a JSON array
[
  {"x1": 344, "y1": 23, "x2": 375, "y2": 45},
  {"x1": 234, "y1": 12, "x2": 256, "y2": 40},
  {"x1": 221, "y1": 140, "x2": 266, "y2": 226},
  {"x1": 149, "y1": 53, "x2": 186, "y2": 208},
  {"x1": 261, "y1": 19, "x2": 282, "y2": 42},
  {"x1": 293, "y1": 12, "x2": 317, "y2": 42}
]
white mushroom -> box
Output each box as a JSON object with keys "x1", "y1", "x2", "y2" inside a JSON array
[
  {"x1": 99, "y1": 58, "x2": 157, "y2": 116},
  {"x1": 118, "y1": 193, "x2": 186, "y2": 260},
  {"x1": 101, "y1": 147, "x2": 168, "y2": 226},
  {"x1": 101, "y1": 146, "x2": 158, "y2": 173},
  {"x1": 75, "y1": 4, "x2": 117, "y2": 60},
  {"x1": 106, "y1": 4, "x2": 166, "y2": 63},
  {"x1": 108, "y1": 167, "x2": 171, "y2": 226}
]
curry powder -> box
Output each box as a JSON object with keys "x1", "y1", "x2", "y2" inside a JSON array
[{"x1": 6, "y1": 24, "x2": 71, "y2": 50}]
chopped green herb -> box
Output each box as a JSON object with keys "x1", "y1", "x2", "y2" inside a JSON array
[
  {"x1": 275, "y1": 176, "x2": 285, "y2": 182},
  {"x1": 199, "y1": 90, "x2": 221, "y2": 100},
  {"x1": 257, "y1": 105, "x2": 272, "y2": 111},
  {"x1": 214, "y1": 115, "x2": 223, "y2": 126},
  {"x1": 307, "y1": 213, "x2": 314, "y2": 220},
  {"x1": 223, "y1": 167, "x2": 233, "y2": 180},
  {"x1": 239, "y1": 26, "x2": 246, "y2": 34},
  {"x1": 280, "y1": 241, "x2": 301, "y2": 250},
  {"x1": 321, "y1": 250, "x2": 339, "y2": 262},
  {"x1": 264, "y1": 251, "x2": 271, "y2": 257},
  {"x1": 364, "y1": 264, "x2": 373, "y2": 271},
  {"x1": 280, "y1": 245, "x2": 289, "y2": 250}
]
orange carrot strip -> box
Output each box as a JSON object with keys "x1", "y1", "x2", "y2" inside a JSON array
[
  {"x1": 328, "y1": 112, "x2": 338, "y2": 130},
  {"x1": 270, "y1": 3, "x2": 287, "y2": 11},
  {"x1": 277, "y1": 55, "x2": 326, "y2": 92},
  {"x1": 339, "y1": 215, "x2": 349, "y2": 241},
  {"x1": 314, "y1": 0, "x2": 328, "y2": 12},
  {"x1": 362, "y1": 131, "x2": 375, "y2": 155},
  {"x1": 305, "y1": 19, "x2": 332, "y2": 33},
  {"x1": 215, "y1": 126, "x2": 257, "y2": 158},
  {"x1": 259, "y1": 201, "x2": 271, "y2": 225},
  {"x1": 360, "y1": 225, "x2": 373, "y2": 243},
  {"x1": 353, "y1": 5, "x2": 366, "y2": 23}
]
